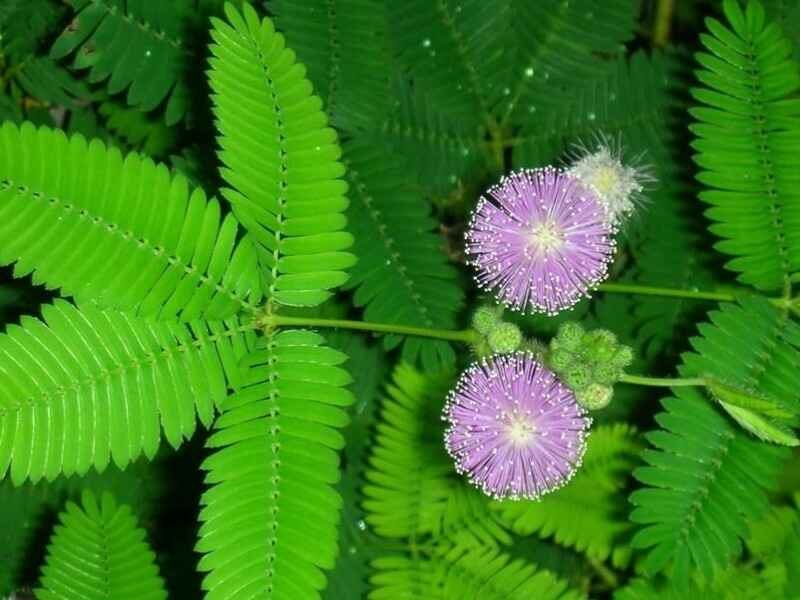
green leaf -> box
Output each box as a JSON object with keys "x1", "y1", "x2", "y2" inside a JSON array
[
  {"x1": 197, "y1": 329, "x2": 355, "y2": 600},
  {"x1": 630, "y1": 384, "x2": 788, "y2": 584},
  {"x1": 0, "y1": 122, "x2": 263, "y2": 321},
  {"x1": 691, "y1": 0, "x2": 800, "y2": 291},
  {"x1": 717, "y1": 401, "x2": 799, "y2": 446},
  {"x1": 370, "y1": 545, "x2": 584, "y2": 600},
  {"x1": 208, "y1": 4, "x2": 354, "y2": 308},
  {"x1": 685, "y1": 296, "x2": 800, "y2": 426},
  {"x1": 629, "y1": 295, "x2": 800, "y2": 583},
  {"x1": 36, "y1": 490, "x2": 167, "y2": 600},
  {"x1": 0, "y1": 300, "x2": 257, "y2": 484}
]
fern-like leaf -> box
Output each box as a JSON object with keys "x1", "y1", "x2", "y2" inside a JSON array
[
  {"x1": 691, "y1": 0, "x2": 800, "y2": 291},
  {"x1": 208, "y1": 4, "x2": 354, "y2": 308},
  {"x1": 500, "y1": 0, "x2": 637, "y2": 126},
  {"x1": 513, "y1": 51, "x2": 669, "y2": 169},
  {"x1": 0, "y1": 122, "x2": 262, "y2": 321},
  {"x1": 36, "y1": 490, "x2": 166, "y2": 600},
  {"x1": 388, "y1": 0, "x2": 510, "y2": 123},
  {"x1": 270, "y1": 0, "x2": 392, "y2": 131},
  {"x1": 98, "y1": 100, "x2": 178, "y2": 158},
  {"x1": 629, "y1": 300, "x2": 797, "y2": 584},
  {"x1": 370, "y1": 545, "x2": 583, "y2": 600},
  {"x1": 321, "y1": 331, "x2": 389, "y2": 600},
  {"x1": 363, "y1": 364, "x2": 510, "y2": 545},
  {"x1": 494, "y1": 424, "x2": 641, "y2": 568},
  {"x1": 0, "y1": 300, "x2": 257, "y2": 484},
  {"x1": 50, "y1": 0, "x2": 197, "y2": 124},
  {"x1": 684, "y1": 295, "x2": 800, "y2": 423},
  {"x1": 343, "y1": 138, "x2": 465, "y2": 371},
  {"x1": 380, "y1": 78, "x2": 484, "y2": 198},
  {"x1": 197, "y1": 329, "x2": 354, "y2": 600},
  {"x1": 630, "y1": 386, "x2": 787, "y2": 584}
]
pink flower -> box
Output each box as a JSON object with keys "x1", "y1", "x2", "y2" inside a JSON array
[
  {"x1": 444, "y1": 353, "x2": 591, "y2": 500},
  {"x1": 466, "y1": 167, "x2": 615, "y2": 315}
]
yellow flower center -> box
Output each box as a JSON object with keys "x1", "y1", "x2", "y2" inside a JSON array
[
  {"x1": 589, "y1": 165, "x2": 620, "y2": 196},
  {"x1": 527, "y1": 220, "x2": 563, "y2": 253},
  {"x1": 505, "y1": 416, "x2": 537, "y2": 446}
]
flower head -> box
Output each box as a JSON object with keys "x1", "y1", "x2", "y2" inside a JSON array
[
  {"x1": 566, "y1": 135, "x2": 653, "y2": 226},
  {"x1": 443, "y1": 353, "x2": 592, "y2": 500},
  {"x1": 466, "y1": 167, "x2": 615, "y2": 315}
]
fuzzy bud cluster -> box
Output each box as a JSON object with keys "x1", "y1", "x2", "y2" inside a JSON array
[
  {"x1": 548, "y1": 322, "x2": 633, "y2": 410},
  {"x1": 470, "y1": 305, "x2": 524, "y2": 356}
]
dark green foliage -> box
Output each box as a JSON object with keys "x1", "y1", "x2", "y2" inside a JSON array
[
  {"x1": 500, "y1": 0, "x2": 638, "y2": 123},
  {"x1": 380, "y1": 78, "x2": 484, "y2": 198},
  {"x1": 50, "y1": 0, "x2": 200, "y2": 124},
  {"x1": 270, "y1": 0, "x2": 392, "y2": 131},
  {"x1": 0, "y1": 0, "x2": 92, "y2": 109},
  {"x1": 388, "y1": 0, "x2": 509, "y2": 122},
  {"x1": 342, "y1": 137, "x2": 465, "y2": 371},
  {"x1": 36, "y1": 490, "x2": 167, "y2": 600},
  {"x1": 0, "y1": 460, "x2": 160, "y2": 595}
]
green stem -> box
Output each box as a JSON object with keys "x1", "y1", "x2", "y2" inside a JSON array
[
  {"x1": 653, "y1": 0, "x2": 674, "y2": 47},
  {"x1": 587, "y1": 557, "x2": 618, "y2": 589},
  {"x1": 597, "y1": 282, "x2": 735, "y2": 302},
  {"x1": 598, "y1": 282, "x2": 792, "y2": 310},
  {"x1": 267, "y1": 315, "x2": 478, "y2": 344},
  {"x1": 620, "y1": 374, "x2": 706, "y2": 388}
]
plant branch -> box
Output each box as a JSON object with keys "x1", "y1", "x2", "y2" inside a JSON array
[
  {"x1": 265, "y1": 314, "x2": 478, "y2": 344},
  {"x1": 653, "y1": 0, "x2": 674, "y2": 47},
  {"x1": 597, "y1": 282, "x2": 736, "y2": 302},
  {"x1": 619, "y1": 374, "x2": 706, "y2": 388},
  {"x1": 597, "y1": 282, "x2": 793, "y2": 310}
]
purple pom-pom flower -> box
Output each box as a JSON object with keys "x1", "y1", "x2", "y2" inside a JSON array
[
  {"x1": 466, "y1": 167, "x2": 616, "y2": 315},
  {"x1": 444, "y1": 353, "x2": 591, "y2": 500}
]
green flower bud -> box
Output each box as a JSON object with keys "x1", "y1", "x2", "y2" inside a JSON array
[
  {"x1": 611, "y1": 346, "x2": 634, "y2": 369},
  {"x1": 576, "y1": 383, "x2": 613, "y2": 410},
  {"x1": 549, "y1": 348, "x2": 574, "y2": 371},
  {"x1": 557, "y1": 322, "x2": 584, "y2": 351},
  {"x1": 593, "y1": 342, "x2": 616, "y2": 363},
  {"x1": 594, "y1": 330, "x2": 617, "y2": 347},
  {"x1": 565, "y1": 365, "x2": 591, "y2": 391},
  {"x1": 520, "y1": 338, "x2": 547, "y2": 360},
  {"x1": 472, "y1": 306, "x2": 500, "y2": 335},
  {"x1": 471, "y1": 337, "x2": 493, "y2": 359},
  {"x1": 593, "y1": 363, "x2": 622, "y2": 385},
  {"x1": 488, "y1": 322, "x2": 522, "y2": 353}
]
